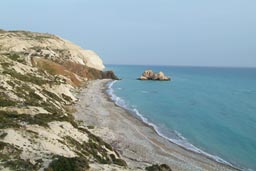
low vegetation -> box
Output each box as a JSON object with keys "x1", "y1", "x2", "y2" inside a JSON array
[
  {"x1": 3, "y1": 68, "x2": 49, "y2": 85},
  {"x1": 44, "y1": 156, "x2": 89, "y2": 171},
  {"x1": 0, "y1": 93, "x2": 17, "y2": 107},
  {"x1": 145, "y1": 164, "x2": 172, "y2": 171},
  {"x1": 7, "y1": 54, "x2": 20, "y2": 61},
  {"x1": 0, "y1": 141, "x2": 38, "y2": 171},
  {"x1": 33, "y1": 58, "x2": 81, "y2": 86}
]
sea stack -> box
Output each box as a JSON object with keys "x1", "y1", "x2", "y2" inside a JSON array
[{"x1": 138, "y1": 70, "x2": 171, "y2": 81}]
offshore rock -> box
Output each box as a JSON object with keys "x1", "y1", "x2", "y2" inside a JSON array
[{"x1": 139, "y1": 70, "x2": 170, "y2": 81}]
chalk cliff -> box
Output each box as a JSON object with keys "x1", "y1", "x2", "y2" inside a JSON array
[
  {"x1": 0, "y1": 29, "x2": 104, "y2": 70},
  {"x1": 0, "y1": 29, "x2": 126, "y2": 171}
]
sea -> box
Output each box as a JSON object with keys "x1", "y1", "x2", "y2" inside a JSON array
[{"x1": 105, "y1": 65, "x2": 256, "y2": 171}]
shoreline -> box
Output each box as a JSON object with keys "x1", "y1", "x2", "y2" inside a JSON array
[
  {"x1": 74, "y1": 79, "x2": 240, "y2": 171},
  {"x1": 104, "y1": 80, "x2": 241, "y2": 170}
]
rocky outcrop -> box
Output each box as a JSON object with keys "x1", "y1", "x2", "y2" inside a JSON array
[
  {"x1": 0, "y1": 29, "x2": 124, "y2": 171},
  {"x1": 0, "y1": 29, "x2": 119, "y2": 82},
  {"x1": 139, "y1": 70, "x2": 170, "y2": 81},
  {"x1": 102, "y1": 70, "x2": 119, "y2": 80},
  {"x1": 0, "y1": 29, "x2": 104, "y2": 71}
]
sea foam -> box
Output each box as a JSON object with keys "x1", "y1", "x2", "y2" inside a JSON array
[{"x1": 106, "y1": 80, "x2": 237, "y2": 169}]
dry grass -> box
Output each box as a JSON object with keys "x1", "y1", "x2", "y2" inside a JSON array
[
  {"x1": 62, "y1": 61, "x2": 102, "y2": 80},
  {"x1": 33, "y1": 58, "x2": 81, "y2": 86}
]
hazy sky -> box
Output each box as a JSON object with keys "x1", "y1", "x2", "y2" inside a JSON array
[{"x1": 1, "y1": 0, "x2": 255, "y2": 67}]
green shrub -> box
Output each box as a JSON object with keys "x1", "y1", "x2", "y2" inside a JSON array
[
  {"x1": 6, "y1": 80, "x2": 15, "y2": 87},
  {"x1": 7, "y1": 54, "x2": 20, "y2": 61},
  {"x1": 0, "y1": 132, "x2": 8, "y2": 139},
  {"x1": 43, "y1": 90, "x2": 63, "y2": 102},
  {"x1": 87, "y1": 125, "x2": 94, "y2": 129},
  {"x1": 110, "y1": 154, "x2": 127, "y2": 167},
  {"x1": 61, "y1": 93, "x2": 73, "y2": 102},
  {"x1": 0, "y1": 97, "x2": 17, "y2": 107},
  {"x1": 3, "y1": 69, "x2": 49, "y2": 85},
  {"x1": 4, "y1": 159, "x2": 37, "y2": 171},
  {"x1": 0, "y1": 141, "x2": 7, "y2": 150},
  {"x1": 44, "y1": 156, "x2": 89, "y2": 171},
  {"x1": 0, "y1": 111, "x2": 70, "y2": 128},
  {"x1": 145, "y1": 164, "x2": 172, "y2": 171},
  {"x1": 0, "y1": 111, "x2": 20, "y2": 128}
]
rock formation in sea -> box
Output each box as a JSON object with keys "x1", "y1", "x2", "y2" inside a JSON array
[{"x1": 139, "y1": 70, "x2": 171, "y2": 81}]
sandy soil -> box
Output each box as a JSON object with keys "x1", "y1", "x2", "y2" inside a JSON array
[{"x1": 74, "y1": 79, "x2": 240, "y2": 171}]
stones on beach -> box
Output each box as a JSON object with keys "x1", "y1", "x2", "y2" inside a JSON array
[{"x1": 138, "y1": 70, "x2": 170, "y2": 81}]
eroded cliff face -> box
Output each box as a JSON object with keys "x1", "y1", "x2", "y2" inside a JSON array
[
  {"x1": 0, "y1": 29, "x2": 105, "y2": 71},
  {"x1": 0, "y1": 29, "x2": 126, "y2": 171}
]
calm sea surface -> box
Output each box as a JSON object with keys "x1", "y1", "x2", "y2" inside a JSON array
[{"x1": 106, "y1": 65, "x2": 256, "y2": 171}]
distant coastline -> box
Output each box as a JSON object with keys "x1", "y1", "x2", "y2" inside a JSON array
[{"x1": 106, "y1": 64, "x2": 256, "y2": 69}]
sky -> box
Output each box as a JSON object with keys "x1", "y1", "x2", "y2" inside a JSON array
[{"x1": 0, "y1": 0, "x2": 255, "y2": 67}]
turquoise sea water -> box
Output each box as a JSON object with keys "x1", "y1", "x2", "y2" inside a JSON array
[{"x1": 106, "y1": 65, "x2": 256, "y2": 171}]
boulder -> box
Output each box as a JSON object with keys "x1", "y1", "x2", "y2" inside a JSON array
[
  {"x1": 139, "y1": 76, "x2": 148, "y2": 80},
  {"x1": 138, "y1": 70, "x2": 170, "y2": 81},
  {"x1": 158, "y1": 72, "x2": 165, "y2": 80},
  {"x1": 152, "y1": 73, "x2": 159, "y2": 80},
  {"x1": 142, "y1": 70, "x2": 154, "y2": 79}
]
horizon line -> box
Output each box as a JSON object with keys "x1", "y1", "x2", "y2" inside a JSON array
[{"x1": 105, "y1": 64, "x2": 256, "y2": 69}]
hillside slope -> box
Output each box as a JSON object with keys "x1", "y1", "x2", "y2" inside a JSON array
[
  {"x1": 0, "y1": 29, "x2": 134, "y2": 171},
  {"x1": 0, "y1": 29, "x2": 104, "y2": 70}
]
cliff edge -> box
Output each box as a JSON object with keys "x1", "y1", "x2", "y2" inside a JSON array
[
  {"x1": 0, "y1": 29, "x2": 127, "y2": 171},
  {"x1": 0, "y1": 29, "x2": 104, "y2": 70}
]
